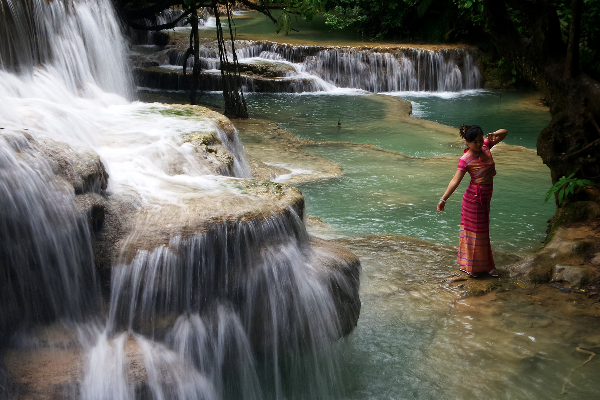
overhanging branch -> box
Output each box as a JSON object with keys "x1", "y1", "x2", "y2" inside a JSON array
[{"x1": 125, "y1": 10, "x2": 190, "y2": 31}]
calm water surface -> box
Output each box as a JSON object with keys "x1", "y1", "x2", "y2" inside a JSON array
[{"x1": 194, "y1": 90, "x2": 553, "y2": 254}]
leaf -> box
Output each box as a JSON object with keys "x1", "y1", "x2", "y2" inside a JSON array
[
  {"x1": 518, "y1": 282, "x2": 526, "y2": 289},
  {"x1": 558, "y1": 189, "x2": 565, "y2": 204},
  {"x1": 578, "y1": 179, "x2": 594, "y2": 186},
  {"x1": 545, "y1": 192, "x2": 553, "y2": 203}
]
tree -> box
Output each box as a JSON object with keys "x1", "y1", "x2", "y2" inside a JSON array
[
  {"x1": 322, "y1": 0, "x2": 461, "y2": 41},
  {"x1": 479, "y1": 0, "x2": 600, "y2": 202}
]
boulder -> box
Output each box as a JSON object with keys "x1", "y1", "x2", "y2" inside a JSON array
[
  {"x1": 502, "y1": 225, "x2": 600, "y2": 287},
  {"x1": 309, "y1": 237, "x2": 361, "y2": 336}
]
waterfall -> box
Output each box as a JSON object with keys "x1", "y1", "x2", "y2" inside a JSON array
[
  {"x1": 302, "y1": 47, "x2": 481, "y2": 92},
  {"x1": 0, "y1": 0, "x2": 133, "y2": 99},
  {"x1": 88, "y1": 210, "x2": 343, "y2": 399},
  {"x1": 1, "y1": 1, "x2": 357, "y2": 399},
  {"x1": 158, "y1": 40, "x2": 480, "y2": 93},
  {"x1": 0, "y1": 133, "x2": 100, "y2": 332}
]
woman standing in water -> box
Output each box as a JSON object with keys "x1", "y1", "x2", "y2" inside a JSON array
[{"x1": 437, "y1": 125, "x2": 508, "y2": 278}]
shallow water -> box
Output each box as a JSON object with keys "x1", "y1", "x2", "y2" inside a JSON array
[
  {"x1": 397, "y1": 90, "x2": 549, "y2": 150},
  {"x1": 335, "y1": 235, "x2": 600, "y2": 400},
  {"x1": 190, "y1": 90, "x2": 554, "y2": 254}
]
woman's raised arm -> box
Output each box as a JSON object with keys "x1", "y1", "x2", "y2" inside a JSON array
[{"x1": 487, "y1": 129, "x2": 508, "y2": 146}]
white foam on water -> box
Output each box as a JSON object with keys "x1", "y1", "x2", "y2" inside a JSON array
[
  {"x1": 264, "y1": 162, "x2": 316, "y2": 182},
  {"x1": 384, "y1": 89, "x2": 492, "y2": 99}
]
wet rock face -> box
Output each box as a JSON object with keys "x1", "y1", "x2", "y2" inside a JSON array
[
  {"x1": 235, "y1": 60, "x2": 296, "y2": 78},
  {"x1": 309, "y1": 237, "x2": 362, "y2": 336},
  {"x1": 0, "y1": 109, "x2": 363, "y2": 399},
  {"x1": 179, "y1": 132, "x2": 235, "y2": 175},
  {"x1": 37, "y1": 138, "x2": 108, "y2": 195},
  {"x1": 505, "y1": 225, "x2": 600, "y2": 288},
  {"x1": 116, "y1": 180, "x2": 306, "y2": 264}
]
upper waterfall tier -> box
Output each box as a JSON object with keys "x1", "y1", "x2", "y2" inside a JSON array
[
  {"x1": 135, "y1": 36, "x2": 481, "y2": 93},
  {"x1": 237, "y1": 42, "x2": 482, "y2": 92}
]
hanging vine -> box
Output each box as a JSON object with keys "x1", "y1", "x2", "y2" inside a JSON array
[{"x1": 213, "y1": 0, "x2": 248, "y2": 118}]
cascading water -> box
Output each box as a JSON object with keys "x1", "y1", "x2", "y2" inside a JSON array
[
  {"x1": 99, "y1": 211, "x2": 343, "y2": 399},
  {"x1": 0, "y1": 133, "x2": 100, "y2": 333},
  {"x1": 0, "y1": 0, "x2": 133, "y2": 99},
  {"x1": 0, "y1": 1, "x2": 357, "y2": 399},
  {"x1": 152, "y1": 39, "x2": 481, "y2": 93}
]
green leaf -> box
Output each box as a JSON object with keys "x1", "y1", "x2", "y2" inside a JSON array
[
  {"x1": 545, "y1": 192, "x2": 553, "y2": 203},
  {"x1": 558, "y1": 189, "x2": 565, "y2": 204},
  {"x1": 566, "y1": 185, "x2": 574, "y2": 196}
]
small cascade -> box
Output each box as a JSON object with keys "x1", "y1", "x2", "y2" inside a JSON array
[
  {"x1": 91, "y1": 210, "x2": 343, "y2": 399},
  {"x1": 157, "y1": 40, "x2": 481, "y2": 93},
  {"x1": 303, "y1": 47, "x2": 481, "y2": 92},
  {"x1": 0, "y1": 133, "x2": 100, "y2": 333}
]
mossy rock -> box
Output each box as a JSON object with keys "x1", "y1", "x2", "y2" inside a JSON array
[
  {"x1": 549, "y1": 201, "x2": 600, "y2": 238},
  {"x1": 181, "y1": 132, "x2": 220, "y2": 147}
]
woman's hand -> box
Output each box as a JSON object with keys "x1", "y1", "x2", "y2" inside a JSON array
[
  {"x1": 487, "y1": 129, "x2": 508, "y2": 145},
  {"x1": 437, "y1": 200, "x2": 446, "y2": 212}
]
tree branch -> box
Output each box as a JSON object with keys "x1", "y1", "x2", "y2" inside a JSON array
[
  {"x1": 120, "y1": 0, "x2": 182, "y2": 20},
  {"x1": 565, "y1": 0, "x2": 583, "y2": 78},
  {"x1": 124, "y1": 11, "x2": 190, "y2": 31}
]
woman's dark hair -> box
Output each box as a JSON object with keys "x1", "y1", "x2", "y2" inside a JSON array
[{"x1": 459, "y1": 125, "x2": 483, "y2": 142}]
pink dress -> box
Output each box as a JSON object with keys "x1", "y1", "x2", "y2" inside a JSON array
[{"x1": 456, "y1": 138, "x2": 496, "y2": 274}]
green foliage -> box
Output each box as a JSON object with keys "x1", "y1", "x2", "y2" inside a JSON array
[
  {"x1": 321, "y1": 0, "x2": 461, "y2": 40},
  {"x1": 545, "y1": 173, "x2": 594, "y2": 204},
  {"x1": 318, "y1": 0, "x2": 598, "y2": 78},
  {"x1": 275, "y1": 10, "x2": 292, "y2": 34}
]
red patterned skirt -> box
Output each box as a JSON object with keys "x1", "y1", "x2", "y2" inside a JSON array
[{"x1": 457, "y1": 183, "x2": 495, "y2": 274}]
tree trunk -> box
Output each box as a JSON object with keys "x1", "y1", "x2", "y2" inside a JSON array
[
  {"x1": 483, "y1": 0, "x2": 600, "y2": 206},
  {"x1": 564, "y1": 0, "x2": 583, "y2": 79},
  {"x1": 189, "y1": 1, "x2": 200, "y2": 105}
]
